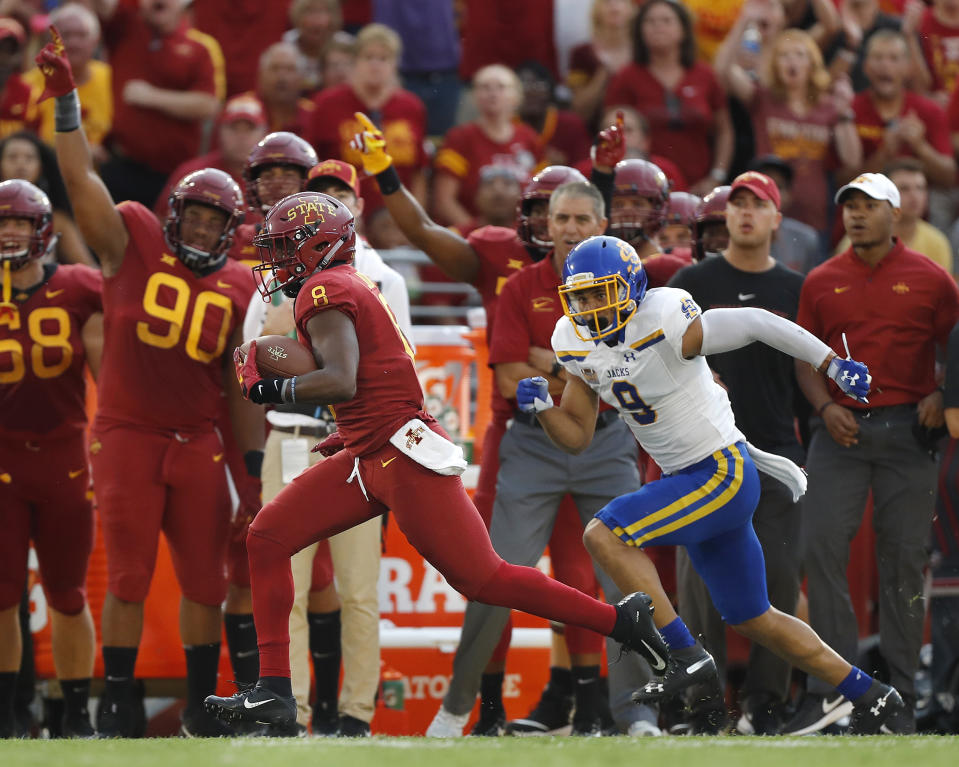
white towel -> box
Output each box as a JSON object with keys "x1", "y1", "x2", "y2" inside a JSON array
[
  {"x1": 745, "y1": 442, "x2": 807, "y2": 502},
  {"x1": 389, "y1": 418, "x2": 467, "y2": 476}
]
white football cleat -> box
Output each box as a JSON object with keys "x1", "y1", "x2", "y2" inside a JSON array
[{"x1": 426, "y1": 706, "x2": 469, "y2": 737}]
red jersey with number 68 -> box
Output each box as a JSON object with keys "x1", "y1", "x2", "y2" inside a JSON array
[
  {"x1": 95, "y1": 202, "x2": 255, "y2": 432},
  {"x1": 0, "y1": 263, "x2": 102, "y2": 441},
  {"x1": 294, "y1": 264, "x2": 423, "y2": 456}
]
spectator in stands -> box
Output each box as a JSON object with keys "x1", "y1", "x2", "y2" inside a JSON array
[
  {"x1": 192, "y1": 0, "x2": 293, "y2": 97},
  {"x1": 853, "y1": 29, "x2": 956, "y2": 188},
  {"x1": 374, "y1": 0, "x2": 461, "y2": 138},
  {"x1": 320, "y1": 33, "x2": 355, "y2": 89},
  {"x1": 154, "y1": 95, "x2": 268, "y2": 220},
  {"x1": 518, "y1": 60, "x2": 591, "y2": 170},
  {"x1": 912, "y1": 0, "x2": 959, "y2": 106},
  {"x1": 779, "y1": 0, "x2": 842, "y2": 48},
  {"x1": 433, "y1": 64, "x2": 542, "y2": 228},
  {"x1": 308, "y1": 23, "x2": 428, "y2": 216},
  {"x1": 458, "y1": 0, "x2": 559, "y2": 82},
  {"x1": 749, "y1": 155, "x2": 824, "y2": 274},
  {"x1": 24, "y1": 5, "x2": 111, "y2": 158},
  {"x1": 253, "y1": 42, "x2": 317, "y2": 136},
  {"x1": 789, "y1": 172, "x2": 959, "y2": 735},
  {"x1": 605, "y1": 0, "x2": 733, "y2": 195},
  {"x1": 96, "y1": 0, "x2": 225, "y2": 208},
  {"x1": 0, "y1": 17, "x2": 39, "y2": 139},
  {"x1": 716, "y1": 24, "x2": 862, "y2": 234},
  {"x1": 835, "y1": 158, "x2": 953, "y2": 274},
  {"x1": 0, "y1": 131, "x2": 92, "y2": 266},
  {"x1": 282, "y1": 0, "x2": 345, "y2": 96},
  {"x1": 567, "y1": 0, "x2": 638, "y2": 128},
  {"x1": 827, "y1": 0, "x2": 902, "y2": 93}
]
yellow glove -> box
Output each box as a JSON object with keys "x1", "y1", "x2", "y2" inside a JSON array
[{"x1": 351, "y1": 112, "x2": 393, "y2": 175}]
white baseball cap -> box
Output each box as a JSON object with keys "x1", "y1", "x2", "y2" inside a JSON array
[{"x1": 834, "y1": 173, "x2": 901, "y2": 208}]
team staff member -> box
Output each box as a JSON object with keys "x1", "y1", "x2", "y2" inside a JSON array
[
  {"x1": 669, "y1": 172, "x2": 806, "y2": 735},
  {"x1": 790, "y1": 173, "x2": 959, "y2": 735},
  {"x1": 37, "y1": 31, "x2": 265, "y2": 738},
  {"x1": 0, "y1": 180, "x2": 103, "y2": 739},
  {"x1": 205, "y1": 190, "x2": 671, "y2": 729}
]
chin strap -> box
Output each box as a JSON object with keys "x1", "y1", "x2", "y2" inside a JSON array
[{"x1": 0, "y1": 260, "x2": 18, "y2": 324}]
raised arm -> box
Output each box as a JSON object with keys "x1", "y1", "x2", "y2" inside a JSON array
[
  {"x1": 713, "y1": 6, "x2": 760, "y2": 104},
  {"x1": 37, "y1": 27, "x2": 127, "y2": 276},
  {"x1": 352, "y1": 112, "x2": 481, "y2": 284}
]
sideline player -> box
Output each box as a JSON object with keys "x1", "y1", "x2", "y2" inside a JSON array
[
  {"x1": 518, "y1": 225, "x2": 905, "y2": 734},
  {"x1": 203, "y1": 190, "x2": 670, "y2": 728},
  {"x1": 0, "y1": 179, "x2": 102, "y2": 738},
  {"x1": 37, "y1": 30, "x2": 265, "y2": 737}
]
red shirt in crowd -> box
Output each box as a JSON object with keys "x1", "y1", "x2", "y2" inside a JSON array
[
  {"x1": 103, "y1": 0, "x2": 225, "y2": 174},
  {"x1": 307, "y1": 84, "x2": 428, "y2": 216},
  {"x1": 0, "y1": 264, "x2": 102, "y2": 441},
  {"x1": 797, "y1": 238, "x2": 959, "y2": 410},
  {"x1": 534, "y1": 106, "x2": 592, "y2": 168},
  {"x1": 605, "y1": 62, "x2": 725, "y2": 185},
  {"x1": 191, "y1": 0, "x2": 292, "y2": 96},
  {"x1": 434, "y1": 122, "x2": 542, "y2": 219},
  {"x1": 919, "y1": 8, "x2": 959, "y2": 94},
  {"x1": 459, "y1": 0, "x2": 557, "y2": 80},
  {"x1": 852, "y1": 90, "x2": 952, "y2": 161},
  {"x1": 96, "y1": 202, "x2": 254, "y2": 433},
  {"x1": 0, "y1": 74, "x2": 41, "y2": 138}
]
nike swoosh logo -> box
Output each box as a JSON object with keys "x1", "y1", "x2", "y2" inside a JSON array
[
  {"x1": 243, "y1": 697, "x2": 273, "y2": 709},
  {"x1": 686, "y1": 657, "x2": 712, "y2": 675},
  {"x1": 737, "y1": 293, "x2": 755, "y2": 301},
  {"x1": 235, "y1": 649, "x2": 258, "y2": 658},
  {"x1": 642, "y1": 639, "x2": 666, "y2": 671},
  {"x1": 834, "y1": 286, "x2": 851, "y2": 294},
  {"x1": 217, "y1": 280, "x2": 232, "y2": 289},
  {"x1": 68, "y1": 468, "x2": 84, "y2": 479},
  {"x1": 213, "y1": 453, "x2": 224, "y2": 462},
  {"x1": 46, "y1": 289, "x2": 65, "y2": 299},
  {"x1": 822, "y1": 695, "x2": 847, "y2": 714},
  {"x1": 381, "y1": 456, "x2": 396, "y2": 468}
]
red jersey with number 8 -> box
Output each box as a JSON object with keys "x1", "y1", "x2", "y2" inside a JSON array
[
  {"x1": 0, "y1": 264, "x2": 102, "y2": 440},
  {"x1": 96, "y1": 202, "x2": 254, "y2": 432},
  {"x1": 294, "y1": 264, "x2": 423, "y2": 456}
]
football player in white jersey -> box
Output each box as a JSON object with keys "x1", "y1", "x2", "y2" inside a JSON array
[{"x1": 514, "y1": 172, "x2": 905, "y2": 735}]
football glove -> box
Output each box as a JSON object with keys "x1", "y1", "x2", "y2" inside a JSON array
[
  {"x1": 351, "y1": 111, "x2": 393, "y2": 175},
  {"x1": 313, "y1": 430, "x2": 346, "y2": 456},
  {"x1": 34, "y1": 26, "x2": 76, "y2": 102},
  {"x1": 516, "y1": 376, "x2": 553, "y2": 414},
  {"x1": 233, "y1": 341, "x2": 286, "y2": 405},
  {"x1": 590, "y1": 110, "x2": 626, "y2": 169},
  {"x1": 826, "y1": 356, "x2": 871, "y2": 403}
]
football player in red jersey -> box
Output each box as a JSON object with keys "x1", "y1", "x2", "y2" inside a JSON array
[
  {"x1": 694, "y1": 185, "x2": 732, "y2": 263},
  {"x1": 203, "y1": 190, "x2": 670, "y2": 729},
  {"x1": 658, "y1": 192, "x2": 702, "y2": 262},
  {"x1": 0, "y1": 179, "x2": 102, "y2": 739},
  {"x1": 37, "y1": 30, "x2": 265, "y2": 738}
]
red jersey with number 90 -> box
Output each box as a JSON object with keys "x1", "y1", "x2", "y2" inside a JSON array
[
  {"x1": 294, "y1": 264, "x2": 423, "y2": 456},
  {"x1": 0, "y1": 264, "x2": 102, "y2": 441},
  {"x1": 95, "y1": 202, "x2": 254, "y2": 432}
]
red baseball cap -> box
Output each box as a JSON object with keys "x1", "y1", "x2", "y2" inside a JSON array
[
  {"x1": 730, "y1": 171, "x2": 781, "y2": 211},
  {"x1": 307, "y1": 159, "x2": 360, "y2": 197},
  {"x1": 0, "y1": 17, "x2": 25, "y2": 47},
  {"x1": 219, "y1": 95, "x2": 267, "y2": 128}
]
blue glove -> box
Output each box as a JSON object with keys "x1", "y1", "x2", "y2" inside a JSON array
[
  {"x1": 516, "y1": 376, "x2": 553, "y2": 414},
  {"x1": 827, "y1": 356, "x2": 871, "y2": 403}
]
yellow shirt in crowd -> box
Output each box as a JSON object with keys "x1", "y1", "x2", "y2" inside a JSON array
[{"x1": 23, "y1": 60, "x2": 113, "y2": 149}]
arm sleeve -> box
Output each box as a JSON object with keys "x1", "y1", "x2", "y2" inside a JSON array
[{"x1": 699, "y1": 307, "x2": 832, "y2": 368}]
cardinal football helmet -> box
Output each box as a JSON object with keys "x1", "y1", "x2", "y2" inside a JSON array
[
  {"x1": 164, "y1": 168, "x2": 245, "y2": 273},
  {"x1": 244, "y1": 132, "x2": 318, "y2": 212},
  {"x1": 559, "y1": 235, "x2": 647, "y2": 343},
  {"x1": 516, "y1": 165, "x2": 587, "y2": 257},
  {"x1": 694, "y1": 185, "x2": 731, "y2": 262},
  {"x1": 252, "y1": 191, "x2": 356, "y2": 299},
  {"x1": 610, "y1": 159, "x2": 669, "y2": 244},
  {"x1": 0, "y1": 179, "x2": 55, "y2": 269}
]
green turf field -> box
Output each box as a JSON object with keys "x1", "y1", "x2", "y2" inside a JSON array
[{"x1": 2, "y1": 736, "x2": 958, "y2": 767}]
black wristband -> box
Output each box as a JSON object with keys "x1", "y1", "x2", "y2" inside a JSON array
[
  {"x1": 375, "y1": 165, "x2": 402, "y2": 196},
  {"x1": 55, "y1": 89, "x2": 81, "y2": 133},
  {"x1": 249, "y1": 378, "x2": 287, "y2": 405},
  {"x1": 550, "y1": 361, "x2": 563, "y2": 378},
  {"x1": 243, "y1": 450, "x2": 264, "y2": 479}
]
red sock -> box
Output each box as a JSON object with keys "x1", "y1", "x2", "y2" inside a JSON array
[{"x1": 247, "y1": 529, "x2": 294, "y2": 678}]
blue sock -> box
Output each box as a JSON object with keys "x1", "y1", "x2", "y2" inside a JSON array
[
  {"x1": 659, "y1": 617, "x2": 696, "y2": 650},
  {"x1": 836, "y1": 666, "x2": 873, "y2": 700}
]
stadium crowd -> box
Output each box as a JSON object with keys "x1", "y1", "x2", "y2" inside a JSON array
[{"x1": 1, "y1": 0, "x2": 958, "y2": 741}]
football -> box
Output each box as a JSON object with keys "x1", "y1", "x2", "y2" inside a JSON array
[{"x1": 239, "y1": 335, "x2": 317, "y2": 378}]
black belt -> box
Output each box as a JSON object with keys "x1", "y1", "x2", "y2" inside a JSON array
[
  {"x1": 513, "y1": 409, "x2": 620, "y2": 430},
  {"x1": 270, "y1": 422, "x2": 332, "y2": 438},
  {"x1": 851, "y1": 403, "x2": 916, "y2": 419}
]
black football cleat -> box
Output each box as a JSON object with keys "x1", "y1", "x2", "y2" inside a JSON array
[
  {"x1": 504, "y1": 684, "x2": 573, "y2": 735},
  {"x1": 849, "y1": 681, "x2": 906, "y2": 735},
  {"x1": 204, "y1": 681, "x2": 295, "y2": 727},
  {"x1": 614, "y1": 592, "x2": 670, "y2": 675},
  {"x1": 631, "y1": 644, "x2": 718, "y2": 704},
  {"x1": 469, "y1": 703, "x2": 506, "y2": 736}
]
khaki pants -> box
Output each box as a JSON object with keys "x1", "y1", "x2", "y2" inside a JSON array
[{"x1": 261, "y1": 428, "x2": 382, "y2": 727}]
